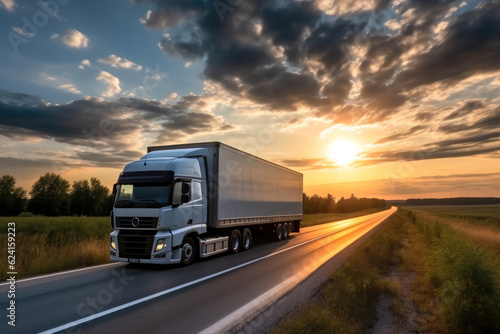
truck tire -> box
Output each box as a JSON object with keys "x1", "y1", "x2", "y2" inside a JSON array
[
  {"x1": 275, "y1": 223, "x2": 283, "y2": 241},
  {"x1": 229, "y1": 229, "x2": 241, "y2": 254},
  {"x1": 283, "y1": 223, "x2": 289, "y2": 240},
  {"x1": 181, "y1": 236, "x2": 196, "y2": 266},
  {"x1": 241, "y1": 228, "x2": 252, "y2": 251}
]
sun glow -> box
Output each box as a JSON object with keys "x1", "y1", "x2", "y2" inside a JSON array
[{"x1": 328, "y1": 140, "x2": 360, "y2": 166}]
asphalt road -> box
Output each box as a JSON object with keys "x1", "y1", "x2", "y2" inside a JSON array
[{"x1": 0, "y1": 207, "x2": 396, "y2": 334}]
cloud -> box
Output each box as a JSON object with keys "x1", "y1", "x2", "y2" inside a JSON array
[
  {"x1": 58, "y1": 84, "x2": 82, "y2": 94},
  {"x1": 395, "y1": 1, "x2": 500, "y2": 90},
  {"x1": 373, "y1": 125, "x2": 426, "y2": 145},
  {"x1": 132, "y1": 0, "x2": 500, "y2": 166},
  {"x1": 96, "y1": 71, "x2": 121, "y2": 97},
  {"x1": 40, "y1": 73, "x2": 82, "y2": 95},
  {"x1": 13, "y1": 26, "x2": 34, "y2": 38},
  {"x1": 305, "y1": 172, "x2": 500, "y2": 199},
  {"x1": 0, "y1": 0, "x2": 15, "y2": 12},
  {"x1": 61, "y1": 29, "x2": 89, "y2": 48},
  {"x1": 443, "y1": 99, "x2": 485, "y2": 121},
  {"x1": 78, "y1": 59, "x2": 91, "y2": 70},
  {"x1": 98, "y1": 54, "x2": 143, "y2": 71},
  {"x1": 140, "y1": 0, "x2": 495, "y2": 126},
  {"x1": 0, "y1": 90, "x2": 234, "y2": 167}
]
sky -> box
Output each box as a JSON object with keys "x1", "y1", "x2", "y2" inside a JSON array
[{"x1": 0, "y1": 0, "x2": 499, "y2": 200}]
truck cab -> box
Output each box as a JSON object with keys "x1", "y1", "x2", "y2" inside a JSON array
[{"x1": 110, "y1": 148, "x2": 208, "y2": 265}]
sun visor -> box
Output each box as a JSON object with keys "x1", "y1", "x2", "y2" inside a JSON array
[{"x1": 117, "y1": 171, "x2": 174, "y2": 184}]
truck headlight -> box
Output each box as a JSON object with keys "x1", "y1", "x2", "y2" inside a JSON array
[
  {"x1": 110, "y1": 237, "x2": 117, "y2": 250},
  {"x1": 155, "y1": 239, "x2": 166, "y2": 252}
]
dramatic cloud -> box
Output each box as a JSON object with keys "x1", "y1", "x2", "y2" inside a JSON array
[
  {"x1": 61, "y1": 29, "x2": 89, "y2": 48},
  {"x1": 96, "y1": 71, "x2": 121, "y2": 97},
  {"x1": 395, "y1": 1, "x2": 500, "y2": 90},
  {"x1": 134, "y1": 0, "x2": 499, "y2": 167},
  {"x1": 98, "y1": 54, "x2": 143, "y2": 71},
  {"x1": 139, "y1": 1, "x2": 496, "y2": 122},
  {"x1": 0, "y1": 90, "x2": 234, "y2": 167}
]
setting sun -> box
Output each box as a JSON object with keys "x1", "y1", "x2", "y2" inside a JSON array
[{"x1": 328, "y1": 140, "x2": 360, "y2": 166}]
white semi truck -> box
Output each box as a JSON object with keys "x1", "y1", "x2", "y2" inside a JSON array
[{"x1": 110, "y1": 142, "x2": 303, "y2": 265}]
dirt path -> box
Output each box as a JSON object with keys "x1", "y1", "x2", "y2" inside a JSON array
[{"x1": 370, "y1": 239, "x2": 419, "y2": 334}]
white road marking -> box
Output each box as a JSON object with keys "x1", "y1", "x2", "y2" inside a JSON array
[{"x1": 0, "y1": 262, "x2": 123, "y2": 286}]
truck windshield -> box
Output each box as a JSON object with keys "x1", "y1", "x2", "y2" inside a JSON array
[{"x1": 115, "y1": 184, "x2": 171, "y2": 208}]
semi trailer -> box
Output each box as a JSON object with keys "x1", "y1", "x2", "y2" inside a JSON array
[{"x1": 109, "y1": 142, "x2": 303, "y2": 265}]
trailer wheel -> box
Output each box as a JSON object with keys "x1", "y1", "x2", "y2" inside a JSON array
[
  {"x1": 283, "y1": 223, "x2": 289, "y2": 240},
  {"x1": 241, "y1": 228, "x2": 252, "y2": 251},
  {"x1": 181, "y1": 236, "x2": 196, "y2": 266},
  {"x1": 288, "y1": 223, "x2": 294, "y2": 235},
  {"x1": 275, "y1": 224, "x2": 283, "y2": 241},
  {"x1": 229, "y1": 229, "x2": 241, "y2": 254}
]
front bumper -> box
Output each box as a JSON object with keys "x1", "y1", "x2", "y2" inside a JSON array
[{"x1": 110, "y1": 230, "x2": 182, "y2": 264}]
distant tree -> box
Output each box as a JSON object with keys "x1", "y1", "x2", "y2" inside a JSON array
[
  {"x1": 324, "y1": 193, "x2": 336, "y2": 213},
  {"x1": 29, "y1": 173, "x2": 70, "y2": 216},
  {"x1": 0, "y1": 175, "x2": 27, "y2": 216},
  {"x1": 70, "y1": 177, "x2": 110, "y2": 216},
  {"x1": 89, "y1": 177, "x2": 109, "y2": 216},
  {"x1": 70, "y1": 180, "x2": 91, "y2": 216},
  {"x1": 303, "y1": 193, "x2": 310, "y2": 214}
]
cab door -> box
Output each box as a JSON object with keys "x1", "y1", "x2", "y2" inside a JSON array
[{"x1": 171, "y1": 180, "x2": 193, "y2": 229}]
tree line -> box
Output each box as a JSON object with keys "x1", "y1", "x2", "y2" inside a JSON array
[
  {"x1": 0, "y1": 173, "x2": 112, "y2": 216},
  {"x1": 303, "y1": 193, "x2": 387, "y2": 214},
  {"x1": 406, "y1": 197, "x2": 500, "y2": 206}
]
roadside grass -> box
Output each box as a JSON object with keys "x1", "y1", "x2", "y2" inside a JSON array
[
  {"x1": 402, "y1": 209, "x2": 500, "y2": 333},
  {"x1": 270, "y1": 209, "x2": 406, "y2": 334},
  {"x1": 0, "y1": 216, "x2": 111, "y2": 280},
  {"x1": 301, "y1": 206, "x2": 390, "y2": 228}
]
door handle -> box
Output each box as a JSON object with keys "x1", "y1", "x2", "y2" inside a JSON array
[{"x1": 187, "y1": 219, "x2": 193, "y2": 225}]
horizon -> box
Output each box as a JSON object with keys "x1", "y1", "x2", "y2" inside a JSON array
[{"x1": 1, "y1": 0, "x2": 499, "y2": 201}]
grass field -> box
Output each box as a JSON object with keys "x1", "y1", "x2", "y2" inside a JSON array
[
  {"x1": 0, "y1": 216, "x2": 112, "y2": 280},
  {"x1": 401, "y1": 205, "x2": 500, "y2": 254},
  {"x1": 401, "y1": 205, "x2": 500, "y2": 217}
]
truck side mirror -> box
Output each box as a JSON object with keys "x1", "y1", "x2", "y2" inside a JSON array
[
  {"x1": 181, "y1": 194, "x2": 190, "y2": 203},
  {"x1": 182, "y1": 182, "x2": 190, "y2": 194}
]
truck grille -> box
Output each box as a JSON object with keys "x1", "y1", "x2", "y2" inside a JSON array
[
  {"x1": 118, "y1": 230, "x2": 156, "y2": 259},
  {"x1": 116, "y1": 217, "x2": 159, "y2": 228}
]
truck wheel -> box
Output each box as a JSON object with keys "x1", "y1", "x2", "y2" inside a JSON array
[
  {"x1": 229, "y1": 229, "x2": 241, "y2": 254},
  {"x1": 181, "y1": 236, "x2": 196, "y2": 266},
  {"x1": 275, "y1": 224, "x2": 283, "y2": 241},
  {"x1": 283, "y1": 223, "x2": 289, "y2": 240},
  {"x1": 241, "y1": 228, "x2": 252, "y2": 251}
]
